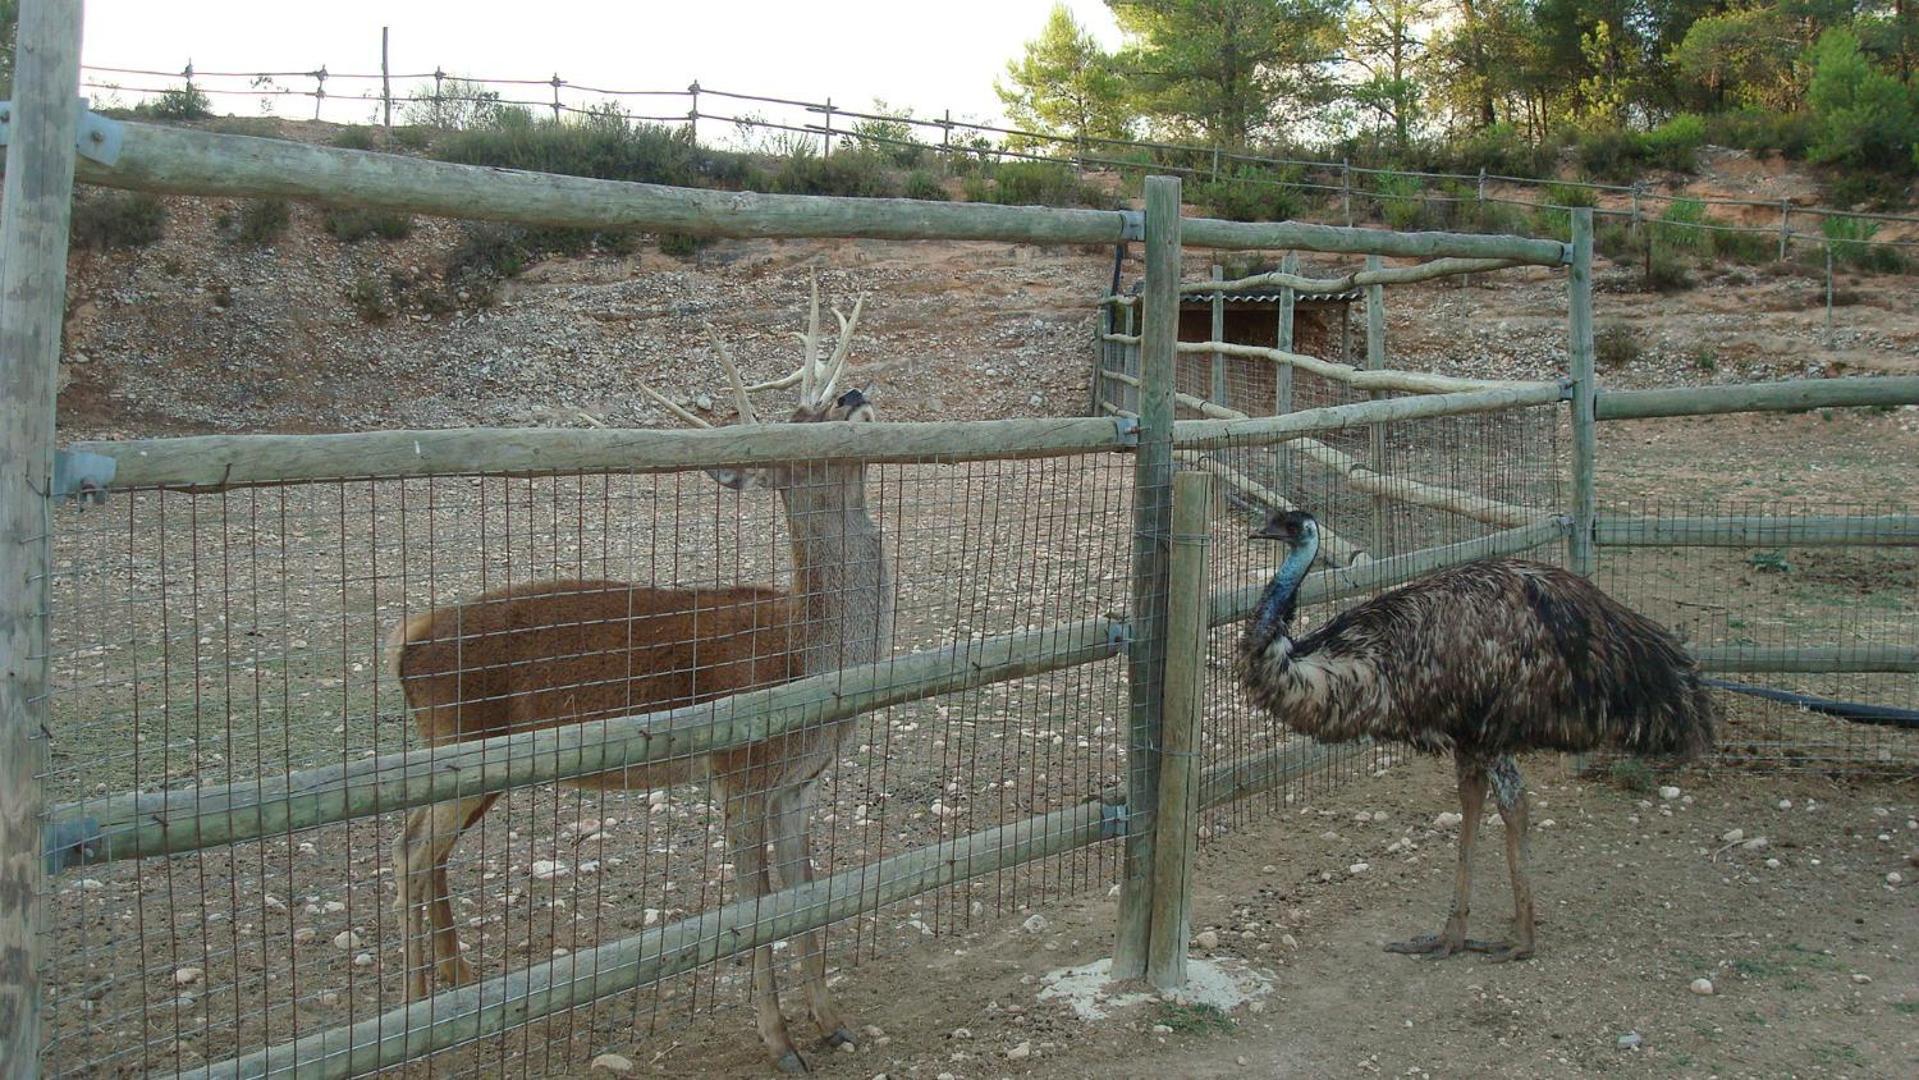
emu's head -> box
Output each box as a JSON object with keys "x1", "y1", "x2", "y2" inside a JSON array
[{"x1": 1249, "y1": 510, "x2": 1318, "y2": 551}]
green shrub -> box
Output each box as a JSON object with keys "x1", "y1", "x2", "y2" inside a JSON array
[
  {"x1": 1653, "y1": 197, "x2": 1711, "y2": 256},
  {"x1": 1609, "y1": 759, "x2": 1654, "y2": 794},
  {"x1": 436, "y1": 116, "x2": 746, "y2": 188},
  {"x1": 391, "y1": 126, "x2": 434, "y2": 151},
  {"x1": 1593, "y1": 322, "x2": 1641, "y2": 369},
  {"x1": 330, "y1": 126, "x2": 377, "y2": 150},
  {"x1": 1594, "y1": 222, "x2": 1638, "y2": 262},
  {"x1": 1805, "y1": 28, "x2": 1917, "y2": 172},
  {"x1": 1574, "y1": 127, "x2": 1646, "y2": 182},
  {"x1": 1193, "y1": 167, "x2": 1304, "y2": 222},
  {"x1": 345, "y1": 275, "x2": 391, "y2": 322},
  {"x1": 134, "y1": 85, "x2": 213, "y2": 121},
  {"x1": 323, "y1": 207, "x2": 414, "y2": 242},
  {"x1": 1715, "y1": 229, "x2": 1776, "y2": 265},
  {"x1": 960, "y1": 174, "x2": 994, "y2": 202},
  {"x1": 1825, "y1": 170, "x2": 1910, "y2": 210},
  {"x1": 764, "y1": 149, "x2": 901, "y2": 198},
  {"x1": 1441, "y1": 121, "x2": 1555, "y2": 178},
  {"x1": 1689, "y1": 346, "x2": 1718, "y2": 372},
  {"x1": 994, "y1": 160, "x2": 1106, "y2": 207},
  {"x1": 1821, "y1": 215, "x2": 1906, "y2": 272},
  {"x1": 1643, "y1": 114, "x2": 1706, "y2": 172},
  {"x1": 1643, "y1": 245, "x2": 1693, "y2": 291},
  {"x1": 1703, "y1": 109, "x2": 1814, "y2": 159},
  {"x1": 657, "y1": 232, "x2": 705, "y2": 257},
  {"x1": 69, "y1": 190, "x2": 168, "y2": 250},
  {"x1": 904, "y1": 170, "x2": 949, "y2": 201},
  {"x1": 232, "y1": 197, "x2": 291, "y2": 246},
  {"x1": 849, "y1": 101, "x2": 926, "y2": 168},
  {"x1": 1373, "y1": 171, "x2": 1424, "y2": 229}
]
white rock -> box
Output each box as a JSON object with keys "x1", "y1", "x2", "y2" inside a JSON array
[
  {"x1": 1281, "y1": 934, "x2": 1298, "y2": 948},
  {"x1": 353, "y1": 952, "x2": 375, "y2": 968},
  {"x1": 648, "y1": 790, "x2": 668, "y2": 807},
  {"x1": 590, "y1": 1053, "x2": 635, "y2": 1073},
  {"x1": 174, "y1": 967, "x2": 203, "y2": 986},
  {"x1": 1764, "y1": 858, "x2": 1782, "y2": 869},
  {"x1": 77, "y1": 878, "x2": 106, "y2": 892},
  {"x1": 531, "y1": 860, "x2": 569, "y2": 881},
  {"x1": 1353, "y1": 812, "x2": 1371, "y2": 824},
  {"x1": 318, "y1": 991, "x2": 340, "y2": 1007},
  {"x1": 1538, "y1": 819, "x2": 1556, "y2": 829},
  {"x1": 644, "y1": 908, "x2": 661, "y2": 926},
  {"x1": 1021, "y1": 914, "x2": 1048, "y2": 934},
  {"x1": 1777, "y1": 799, "x2": 1793, "y2": 810},
  {"x1": 950, "y1": 1027, "x2": 972, "y2": 1040},
  {"x1": 1719, "y1": 829, "x2": 1744, "y2": 843},
  {"x1": 1658, "y1": 786, "x2": 1681, "y2": 801},
  {"x1": 1006, "y1": 1041, "x2": 1032, "y2": 1060},
  {"x1": 1151, "y1": 1024, "x2": 1173, "y2": 1035},
  {"x1": 1371, "y1": 811, "x2": 1388, "y2": 823},
  {"x1": 1348, "y1": 862, "x2": 1371, "y2": 874},
  {"x1": 333, "y1": 930, "x2": 362, "y2": 950},
  {"x1": 322, "y1": 900, "x2": 346, "y2": 914},
  {"x1": 1742, "y1": 837, "x2": 1769, "y2": 851},
  {"x1": 1851, "y1": 973, "x2": 1873, "y2": 984},
  {"x1": 1194, "y1": 930, "x2": 1220, "y2": 950},
  {"x1": 1887, "y1": 872, "x2": 1905, "y2": 886},
  {"x1": 1434, "y1": 812, "x2": 1463, "y2": 828},
  {"x1": 1689, "y1": 978, "x2": 1714, "y2": 996},
  {"x1": 292, "y1": 928, "x2": 317, "y2": 945},
  {"x1": 1617, "y1": 1032, "x2": 1643, "y2": 1050}
]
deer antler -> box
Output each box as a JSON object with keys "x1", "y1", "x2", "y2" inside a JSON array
[
  {"x1": 704, "y1": 323, "x2": 760, "y2": 424},
  {"x1": 796, "y1": 271, "x2": 823, "y2": 405},
  {"x1": 636, "y1": 379, "x2": 712, "y2": 428},
  {"x1": 815, "y1": 294, "x2": 866, "y2": 405}
]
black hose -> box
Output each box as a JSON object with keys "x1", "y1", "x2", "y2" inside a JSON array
[{"x1": 1703, "y1": 677, "x2": 1919, "y2": 729}]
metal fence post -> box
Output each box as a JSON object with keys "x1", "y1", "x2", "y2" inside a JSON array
[
  {"x1": 1146, "y1": 470, "x2": 1214, "y2": 991},
  {"x1": 1569, "y1": 207, "x2": 1597, "y2": 577},
  {"x1": 1113, "y1": 175, "x2": 1181, "y2": 981},
  {"x1": 1, "y1": 2, "x2": 83, "y2": 1074}
]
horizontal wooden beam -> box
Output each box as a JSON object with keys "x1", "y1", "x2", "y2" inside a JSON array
[
  {"x1": 1692, "y1": 645, "x2": 1919, "y2": 674},
  {"x1": 74, "y1": 122, "x2": 1568, "y2": 261},
  {"x1": 1177, "y1": 340, "x2": 1550, "y2": 396},
  {"x1": 1209, "y1": 517, "x2": 1570, "y2": 626},
  {"x1": 46, "y1": 618, "x2": 1122, "y2": 870},
  {"x1": 1103, "y1": 370, "x2": 1242, "y2": 420},
  {"x1": 1595, "y1": 377, "x2": 1919, "y2": 421},
  {"x1": 67, "y1": 417, "x2": 1131, "y2": 491},
  {"x1": 1186, "y1": 257, "x2": 1526, "y2": 297},
  {"x1": 1174, "y1": 382, "x2": 1567, "y2": 447},
  {"x1": 1286, "y1": 434, "x2": 1552, "y2": 529},
  {"x1": 1181, "y1": 218, "x2": 1569, "y2": 265},
  {"x1": 1101, "y1": 333, "x2": 1143, "y2": 345},
  {"x1": 1595, "y1": 514, "x2": 1919, "y2": 548},
  {"x1": 182, "y1": 736, "x2": 1343, "y2": 1079}
]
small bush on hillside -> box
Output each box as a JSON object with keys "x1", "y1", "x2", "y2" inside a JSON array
[
  {"x1": 1805, "y1": 28, "x2": 1917, "y2": 173},
  {"x1": 1436, "y1": 121, "x2": 1556, "y2": 179},
  {"x1": 1192, "y1": 167, "x2": 1305, "y2": 222},
  {"x1": 1703, "y1": 109, "x2": 1814, "y2": 159},
  {"x1": 323, "y1": 207, "x2": 414, "y2": 242},
  {"x1": 1594, "y1": 222, "x2": 1638, "y2": 262},
  {"x1": 959, "y1": 161, "x2": 1109, "y2": 208},
  {"x1": 1574, "y1": 127, "x2": 1645, "y2": 182},
  {"x1": 1609, "y1": 759, "x2": 1654, "y2": 794},
  {"x1": 1643, "y1": 245, "x2": 1693, "y2": 291},
  {"x1": 345, "y1": 275, "x2": 391, "y2": 322},
  {"x1": 1822, "y1": 215, "x2": 1906, "y2": 272},
  {"x1": 1715, "y1": 229, "x2": 1776, "y2": 265},
  {"x1": 1373, "y1": 171, "x2": 1423, "y2": 229},
  {"x1": 1643, "y1": 114, "x2": 1706, "y2": 172},
  {"x1": 232, "y1": 197, "x2": 291, "y2": 246},
  {"x1": 763, "y1": 149, "x2": 902, "y2": 198},
  {"x1": 904, "y1": 170, "x2": 949, "y2": 201},
  {"x1": 70, "y1": 190, "x2": 168, "y2": 250},
  {"x1": 330, "y1": 126, "x2": 377, "y2": 150},
  {"x1": 134, "y1": 85, "x2": 213, "y2": 121},
  {"x1": 1653, "y1": 197, "x2": 1711, "y2": 255},
  {"x1": 657, "y1": 232, "x2": 706, "y2": 257},
  {"x1": 436, "y1": 116, "x2": 747, "y2": 189},
  {"x1": 1593, "y1": 323, "x2": 1642, "y2": 369},
  {"x1": 1825, "y1": 169, "x2": 1910, "y2": 210},
  {"x1": 391, "y1": 126, "x2": 434, "y2": 151}
]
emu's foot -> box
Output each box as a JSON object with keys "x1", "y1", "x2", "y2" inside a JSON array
[
  {"x1": 1384, "y1": 933, "x2": 1496, "y2": 958},
  {"x1": 823, "y1": 1027, "x2": 857, "y2": 1050},
  {"x1": 1469, "y1": 940, "x2": 1535, "y2": 963},
  {"x1": 774, "y1": 1049, "x2": 810, "y2": 1074}
]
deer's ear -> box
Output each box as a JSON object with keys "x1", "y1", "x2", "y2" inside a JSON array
[{"x1": 705, "y1": 466, "x2": 774, "y2": 492}]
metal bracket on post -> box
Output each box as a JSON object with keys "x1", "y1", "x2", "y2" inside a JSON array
[
  {"x1": 52, "y1": 450, "x2": 116, "y2": 505},
  {"x1": 1099, "y1": 801, "x2": 1132, "y2": 839},
  {"x1": 1112, "y1": 414, "x2": 1140, "y2": 447},
  {"x1": 1104, "y1": 618, "x2": 1134, "y2": 654},
  {"x1": 1558, "y1": 376, "x2": 1577, "y2": 401},
  {"x1": 0, "y1": 98, "x2": 124, "y2": 164},
  {"x1": 43, "y1": 816, "x2": 104, "y2": 875},
  {"x1": 1118, "y1": 210, "x2": 1144, "y2": 242}
]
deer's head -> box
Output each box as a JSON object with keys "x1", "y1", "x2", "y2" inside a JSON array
[{"x1": 641, "y1": 272, "x2": 876, "y2": 496}]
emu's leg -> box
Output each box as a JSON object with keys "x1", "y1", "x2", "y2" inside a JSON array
[
  {"x1": 726, "y1": 789, "x2": 807, "y2": 1074},
  {"x1": 769, "y1": 785, "x2": 856, "y2": 1049},
  {"x1": 1387, "y1": 754, "x2": 1491, "y2": 958},
  {"x1": 395, "y1": 796, "x2": 491, "y2": 1000},
  {"x1": 1473, "y1": 755, "x2": 1537, "y2": 962}
]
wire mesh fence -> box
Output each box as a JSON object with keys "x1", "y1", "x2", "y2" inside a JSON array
[
  {"x1": 40, "y1": 453, "x2": 1137, "y2": 1074},
  {"x1": 1594, "y1": 498, "x2": 1919, "y2": 774}
]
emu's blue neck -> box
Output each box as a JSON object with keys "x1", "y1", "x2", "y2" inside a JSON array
[{"x1": 1248, "y1": 530, "x2": 1317, "y2": 653}]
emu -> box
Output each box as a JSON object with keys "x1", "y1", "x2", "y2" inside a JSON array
[
  {"x1": 388, "y1": 279, "x2": 892, "y2": 1073},
  {"x1": 1238, "y1": 511, "x2": 1713, "y2": 961}
]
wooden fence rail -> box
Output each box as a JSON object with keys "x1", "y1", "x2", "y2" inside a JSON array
[
  {"x1": 1183, "y1": 257, "x2": 1527, "y2": 296},
  {"x1": 1595, "y1": 377, "x2": 1919, "y2": 420},
  {"x1": 1174, "y1": 340, "x2": 1545, "y2": 396},
  {"x1": 1595, "y1": 514, "x2": 1919, "y2": 548}
]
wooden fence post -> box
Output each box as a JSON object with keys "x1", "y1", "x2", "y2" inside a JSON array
[
  {"x1": 687, "y1": 81, "x2": 700, "y2": 143},
  {"x1": 1778, "y1": 199, "x2": 1792, "y2": 261},
  {"x1": 1568, "y1": 207, "x2": 1597, "y2": 577},
  {"x1": 1275, "y1": 252, "x2": 1297, "y2": 416},
  {"x1": 1629, "y1": 182, "x2": 1641, "y2": 237},
  {"x1": 1113, "y1": 175, "x2": 1181, "y2": 981},
  {"x1": 380, "y1": 27, "x2": 391, "y2": 128},
  {"x1": 823, "y1": 97, "x2": 834, "y2": 155},
  {"x1": 1210, "y1": 264, "x2": 1227, "y2": 407},
  {"x1": 1824, "y1": 241, "x2": 1835, "y2": 346},
  {"x1": 1364, "y1": 254, "x2": 1390, "y2": 556},
  {"x1": 1146, "y1": 470, "x2": 1214, "y2": 990},
  {"x1": 1342, "y1": 159, "x2": 1353, "y2": 226},
  {"x1": 549, "y1": 74, "x2": 563, "y2": 122},
  {"x1": 312, "y1": 64, "x2": 326, "y2": 121},
  {"x1": 1, "y1": 2, "x2": 83, "y2": 1074}
]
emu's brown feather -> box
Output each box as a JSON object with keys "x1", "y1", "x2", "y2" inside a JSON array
[{"x1": 1238, "y1": 558, "x2": 1714, "y2": 759}]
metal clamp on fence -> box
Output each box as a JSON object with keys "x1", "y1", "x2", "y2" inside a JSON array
[
  {"x1": 1105, "y1": 618, "x2": 1134, "y2": 655},
  {"x1": 1112, "y1": 414, "x2": 1140, "y2": 447},
  {"x1": 1100, "y1": 800, "x2": 1134, "y2": 838},
  {"x1": 1118, "y1": 209, "x2": 1144, "y2": 242},
  {"x1": 0, "y1": 97, "x2": 124, "y2": 164},
  {"x1": 43, "y1": 816, "x2": 104, "y2": 875},
  {"x1": 52, "y1": 449, "x2": 116, "y2": 505}
]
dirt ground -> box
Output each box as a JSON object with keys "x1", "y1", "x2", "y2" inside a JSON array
[{"x1": 637, "y1": 756, "x2": 1917, "y2": 1080}]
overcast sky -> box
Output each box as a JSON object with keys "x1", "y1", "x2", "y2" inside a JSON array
[{"x1": 80, "y1": 1, "x2": 1126, "y2": 134}]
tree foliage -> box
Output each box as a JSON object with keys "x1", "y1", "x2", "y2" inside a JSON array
[{"x1": 996, "y1": 4, "x2": 1136, "y2": 146}]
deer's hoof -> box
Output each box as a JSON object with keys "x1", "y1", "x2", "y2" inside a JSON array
[{"x1": 775, "y1": 1049, "x2": 810, "y2": 1074}]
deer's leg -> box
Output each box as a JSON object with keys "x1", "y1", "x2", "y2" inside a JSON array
[
  {"x1": 770, "y1": 785, "x2": 854, "y2": 1049},
  {"x1": 1387, "y1": 754, "x2": 1491, "y2": 958},
  {"x1": 727, "y1": 790, "x2": 806, "y2": 1074},
  {"x1": 394, "y1": 795, "x2": 491, "y2": 1000},
  {"x1": 1473, "y1": 755, "x2": 1536, "y2": 962}
]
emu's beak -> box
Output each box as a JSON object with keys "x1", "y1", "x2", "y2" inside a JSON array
[{"x1": 1248, "y1": 517, "x2": 1291, "y2": 542}]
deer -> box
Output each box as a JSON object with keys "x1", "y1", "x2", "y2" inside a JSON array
[{"x1": 387, "y1": 276, "x2": 894, "y2": 1073}]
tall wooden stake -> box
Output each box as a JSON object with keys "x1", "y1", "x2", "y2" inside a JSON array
[
  {"x1": 1569, "y1": 207, "x2": 1597, "y2": 577},
  {"x1": 1113, "y1": 176, "x2": 1181, "y2": 980},
  {"x1": 1274, "y1": 251, "x2": 1298, "y2": 491},
  {"x1": 1364, "y1": 253, "x2": 1390, "y2": 556},
  {"x1": 380, "y1": 27, "x2": 391, "y2": 128},
  {"x1": 1146, "y1": 470, "x2": 1213, "y2": 990},
  {"x1": 1, "y1": 2, "x2": 82, "y2": 1074},
  {"x1": 1209, "y1": 264, "x2": 1227, "y2": 407}
]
